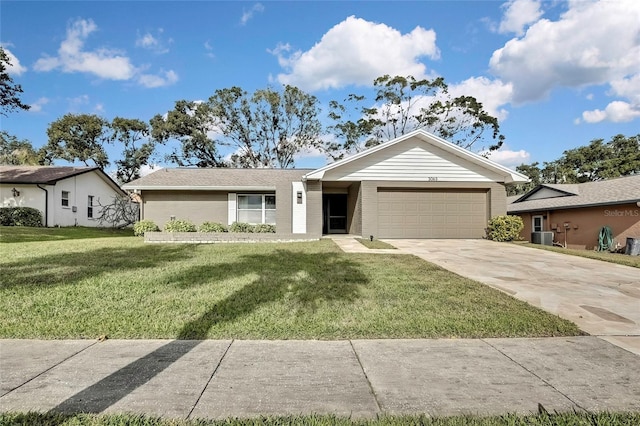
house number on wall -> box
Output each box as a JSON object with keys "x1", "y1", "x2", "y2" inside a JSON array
[{"x1": 427, "y1": 177, "x2": 439, "y2": 182}]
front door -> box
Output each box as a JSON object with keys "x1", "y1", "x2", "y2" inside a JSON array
[{"x1": 323, "y1": 194, "x2": 347, "y2": 234}]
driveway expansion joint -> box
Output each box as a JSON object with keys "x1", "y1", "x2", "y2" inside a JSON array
[{"x1": 480, "y1": 339, "x2": 584, "y2": 411}]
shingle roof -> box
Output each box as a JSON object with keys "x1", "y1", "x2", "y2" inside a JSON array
[
  {"x1": 0, "y1": 165, "x2": 98, "y2": 184},
  {"x1": 507, "y1": 175, "x2": 640, "y2": 213},
  {"x1": 122, "y1": 168, "x2": 314, "y2": 190}
]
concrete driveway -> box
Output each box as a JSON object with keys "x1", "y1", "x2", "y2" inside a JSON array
[{"x1": 385, "y1": 239, "x2": 640, "y2": 355}]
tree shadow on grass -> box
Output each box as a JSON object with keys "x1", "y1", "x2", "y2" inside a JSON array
[
  {"x1": 0, "y1": 226, "x2": 134, "y2": 243},
  {"x1": 1, "y1": 244, "x2": 199, "y2": 290},
  {"x1": 51, "y1": 248, "x2": 368, "y2": 415}
]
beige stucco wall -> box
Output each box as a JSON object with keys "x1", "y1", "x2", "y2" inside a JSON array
[
  {"x1": 141, "y1": 191, "x2": 228, "y2": 228},
  {"x1": 305, "y1": 180, "x2": 323, "y2": 237},
  {"x1": 516, "y1": 203, "x2": 640, "y2": 250}
]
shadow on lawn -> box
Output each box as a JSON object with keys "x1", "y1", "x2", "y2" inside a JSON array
[
  {"x1": 1, "y1": 244, "x2": 198, "y2": 289},
  {"x1": 0, "y1": 226, "x2": 134, "y2": 243},
  {"x1": 51, "y1": 248, "x2": 367, "y2": 415}
]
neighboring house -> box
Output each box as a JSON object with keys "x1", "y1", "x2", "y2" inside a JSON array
[
  {"x1": 507, "y1": 175, "x2": 640, "y2": 250},
  {"x1": 0, "y1": 166, "x2": 128, "y2": 227},
  {"x1": 123, "y1": 130, "x2": 529, "y2": 239}
]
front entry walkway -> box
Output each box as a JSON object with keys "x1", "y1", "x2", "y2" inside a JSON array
[{"x1": 383, "y1": 239, "x2": 640, "y2": 355}]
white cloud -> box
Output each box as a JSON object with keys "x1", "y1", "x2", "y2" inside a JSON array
[
  {"x1": 204, "y1": 40, "x2": 215, "y2": 58},
  {"x1": 485, "y1": 146, "x2": 531, "y2": 168},
  {"x1": 2, "y1": 46, "x2": 27, "y2": 75},
  {"x1": 240, "y1": 3, "x2": 265, "y2": 25},
  {"x1": 139, "y1": 164, "x2": 162, "y2": 177},
  {"x1": 448, "y1": 77, "x2": 513, "y2": 120},
  {"x1": 29, "y1": 97, "x2": 49, "y2": 112},
  {"x1": 489, "y1": 0, "x2": 640, "y2": 106},
  {"x1": 497, "y1": 0, "x2": 543, "y2": 35},
  {"x1": 581, "y1": 101, "x2": 640, "y2": 123},
  {"x1": 34, "y1": 18, "x2": 137, "y2": 80},
  {"x1": 272, "y1": 16, "x2": 439, "y2": 91},
  {"x1": 137, "y1": 70, "x2": 179, "y2": 88},
  {"x1": 135, "y1": 29, "x2": 171, "y2": 54},
  {"x1": 34, "y1": 18, "x2": 178, "y2": 89}
]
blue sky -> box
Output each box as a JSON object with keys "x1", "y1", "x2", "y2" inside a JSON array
[{"x1": 2, "y1": 0, "x2": 639, "y2": 173}]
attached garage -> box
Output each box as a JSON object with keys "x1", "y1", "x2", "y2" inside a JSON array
[{"x1": 377, "y1": 189, "x2": 488, "y2": 238}]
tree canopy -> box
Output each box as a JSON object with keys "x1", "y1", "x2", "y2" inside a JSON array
[
  {"x1": 151, "y1": 85, "x2": 322, "y2": 168},
  {"x1": 43, "y1": 114, "x2": 111, "y2": 169},
  {"x1": 0, "y1": 131, "x2": 47, "y2": 165},
  {"x1": 327, "y1": 75, "x2": 504, "y2": 160},
  {"x1": 0, "y1": 47, "x2": 30, "y2": 116},
  {"x1": 111, "y1": 117, "x2": 154, "y2": 183},
  {"x1": 509, "y1": 134, "x2": 640, "y2": 195}
]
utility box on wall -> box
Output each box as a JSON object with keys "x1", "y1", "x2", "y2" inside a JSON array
[{"x1": 531, "y1": 231, "x2": 553, "y2": 246}]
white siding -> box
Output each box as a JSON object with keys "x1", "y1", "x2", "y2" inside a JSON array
[
  {"x1": 322, "y1": 139, "x2": 503, "y2": 182},
  {"x1": 291, "y1": 181, "x2": 306, "y2": 234},
  {"x1": 0, "y1": 184, "x2": 47, "y2": 225},
  {"x1": 52, "y1": 172, "x2": 124, "y2": 227},
  {"x1": 526, "y1": 187, "x2": 570, "y2": 200},
  {"x1": 228, "y1": 193, "x2": 236, "y2": 225}
]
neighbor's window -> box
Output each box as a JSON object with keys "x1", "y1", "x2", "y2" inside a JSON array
[
  {"x1": 61, "y1": 191, "x2": 70, "y2": 207},
  {"x1": 532, "y1": 215, "x2": 543, "y2": 232},
  {"x1": 237, "y1": 194, "x2": 276, "y2": 224},
  {"x1": 87, "y1": 195, "x2": 94, "y2": 218}
]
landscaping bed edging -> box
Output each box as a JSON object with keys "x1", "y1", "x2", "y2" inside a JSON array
[{"x1": 144, "y1": 232, "x2": 320, "y2": 244}]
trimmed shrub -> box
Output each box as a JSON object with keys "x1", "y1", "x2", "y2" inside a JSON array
[
  {"x1": 228, "y1": 222, "x2": 254, "y2": 233},
  {"x1": 164, "y1": 219, "x2": 197, "y2": 232},
  {"x1": 133, "y1": 219, "x2": 159, "y2": 236},
  {"x1": 253, "y1": 224, "x2": 276, "y2": 233},
  {"x1": 0, "y1": 207, "x2": 43, "y2": 227},
  {"x1": 199, "y1": 222, "x2": 228, "y2": 233},
  {"x1": 487, "y1": 215, "x2": 524, "y2": 242}
]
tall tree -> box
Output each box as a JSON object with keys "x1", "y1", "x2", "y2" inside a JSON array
[
  {"x1": 0, "y1": 47, "x2": 30, "y2": 116},
  {"x1": 0, "y1": 131, "x2": 48, "y2": 165},
  {"x1": 43, "y1": 114, "x2": 111, "y2": 168},
  {"x1": 111, "y1": 117, "x2": 155, "y2": 183},
  {"x1": 150, "y1": 100, "x2": 224, "y2": 168},
  {"x1": 152, "y1": 85, "x2": 322, "y2": 168},
  {"x1": 508, "y1": 134, "x2": 640, "y2": 195},
  {"x1": 327, "y1": 75, "x2": 504, "y2": 160}
]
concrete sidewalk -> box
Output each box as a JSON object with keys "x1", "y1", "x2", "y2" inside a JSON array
[{"x1": 1, "y1": 337, "x2": 639, "y2": 420}]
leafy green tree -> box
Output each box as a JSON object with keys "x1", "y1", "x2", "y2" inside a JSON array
[
  {"x1": 43, "y1": 114, "x2": 111, "y2": 168},
  {"x1": 508, "y1": 134, "x2": 640, "y2": 195},
  {"x1": 0, "y1": 131, "x2": 48, "y2": 165},
  {"x1": 150, "y1": 100, "x2": 223, "y2": 168},
  {"x1": 111, "y1": 117, "x2": 155, "y2": 183},
  {"x1": 328, "y1": 75, "x2": 504, "y2": 160},
  {"x1": 0, "y1": 47, "x2": 30, "y2": 116},
  {"x1": 152, "y1": 85, "x2": 322, "y2": 168}
]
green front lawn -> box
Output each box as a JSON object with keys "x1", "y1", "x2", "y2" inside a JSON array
[
  {"x1": 0, "y1": 226, "x2": 133, "y2": 243},
  {"x1": 523, "y1": 243, "x2": 640, "y2": 268},
  {"x1": 0, "y1": 227, "x2": 580, "y2": 339},
  {"x1": 356, "y1": 238, "x2": 397, "y2": 250},
  {"x1": 2, "y1": 412, "x2": 639, "y2": 426}
]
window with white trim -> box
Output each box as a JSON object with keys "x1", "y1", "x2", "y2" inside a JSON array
[
  {"x1": 532, "y1": 215, "x2": 543, "y2": 232},
  {"x1": 61, "y1": 191, "x2": 70, "y2": 207},
  {"x1": 237, "y1": 194, "x2": 276, "y2": 224},
  {"x1": 87, "y1": 195, "x2": 94, "y2": 218}
]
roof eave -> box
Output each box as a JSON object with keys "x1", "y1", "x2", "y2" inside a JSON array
[{"x1": 122, "y1": 185, "x2": 277, "y2": 191}]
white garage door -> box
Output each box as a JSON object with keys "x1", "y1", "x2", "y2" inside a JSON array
[{"x1": 377, "y1": 189, "x2": 487, "y2": 238}]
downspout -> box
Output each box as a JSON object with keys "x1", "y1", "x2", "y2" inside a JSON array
[{"x1": 36, "y1": 184, "x2": 49, "y2": 227}]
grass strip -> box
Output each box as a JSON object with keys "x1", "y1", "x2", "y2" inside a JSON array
[{"x1": 2, "y1": 411, "x2": 639, "y2": 426}]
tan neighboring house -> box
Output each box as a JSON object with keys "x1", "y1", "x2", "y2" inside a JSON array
[
  {"x1": 0, "y1": 165, "x2": 127, "y2": 227},
  {"x1": 507, "y1": 175, "x2": 640, "y2": 250},
  {"x1": 123, "y1": 130, "x2": 529, "y2": 239}
]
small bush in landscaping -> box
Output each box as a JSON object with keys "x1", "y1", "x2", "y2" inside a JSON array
[
  {"x1": 253, "y1": 224, "x2": 276, "y2": 233},
  {"x1": 133, "y1": 219, "x2": 159, "y2": 236},
  {"x1": 487, "y1": 215, "x2": 524, "y2": 242},
  {"x1": 0, "y1": 207, "x2": 43, "y2": 227},
  {"x1": 229, "y1": 221, "x2": 254, "y2": 233},
  {"x1": 164, "y1": 219, "x2": 197, "y2": 232},
  {"x1": 199, "y1": 221, "x2": 228, "y2": 233}
]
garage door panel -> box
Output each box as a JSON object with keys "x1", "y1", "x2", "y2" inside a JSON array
[{"x1": 377, "y1": 189, "x2": 487, "y2": 238}]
